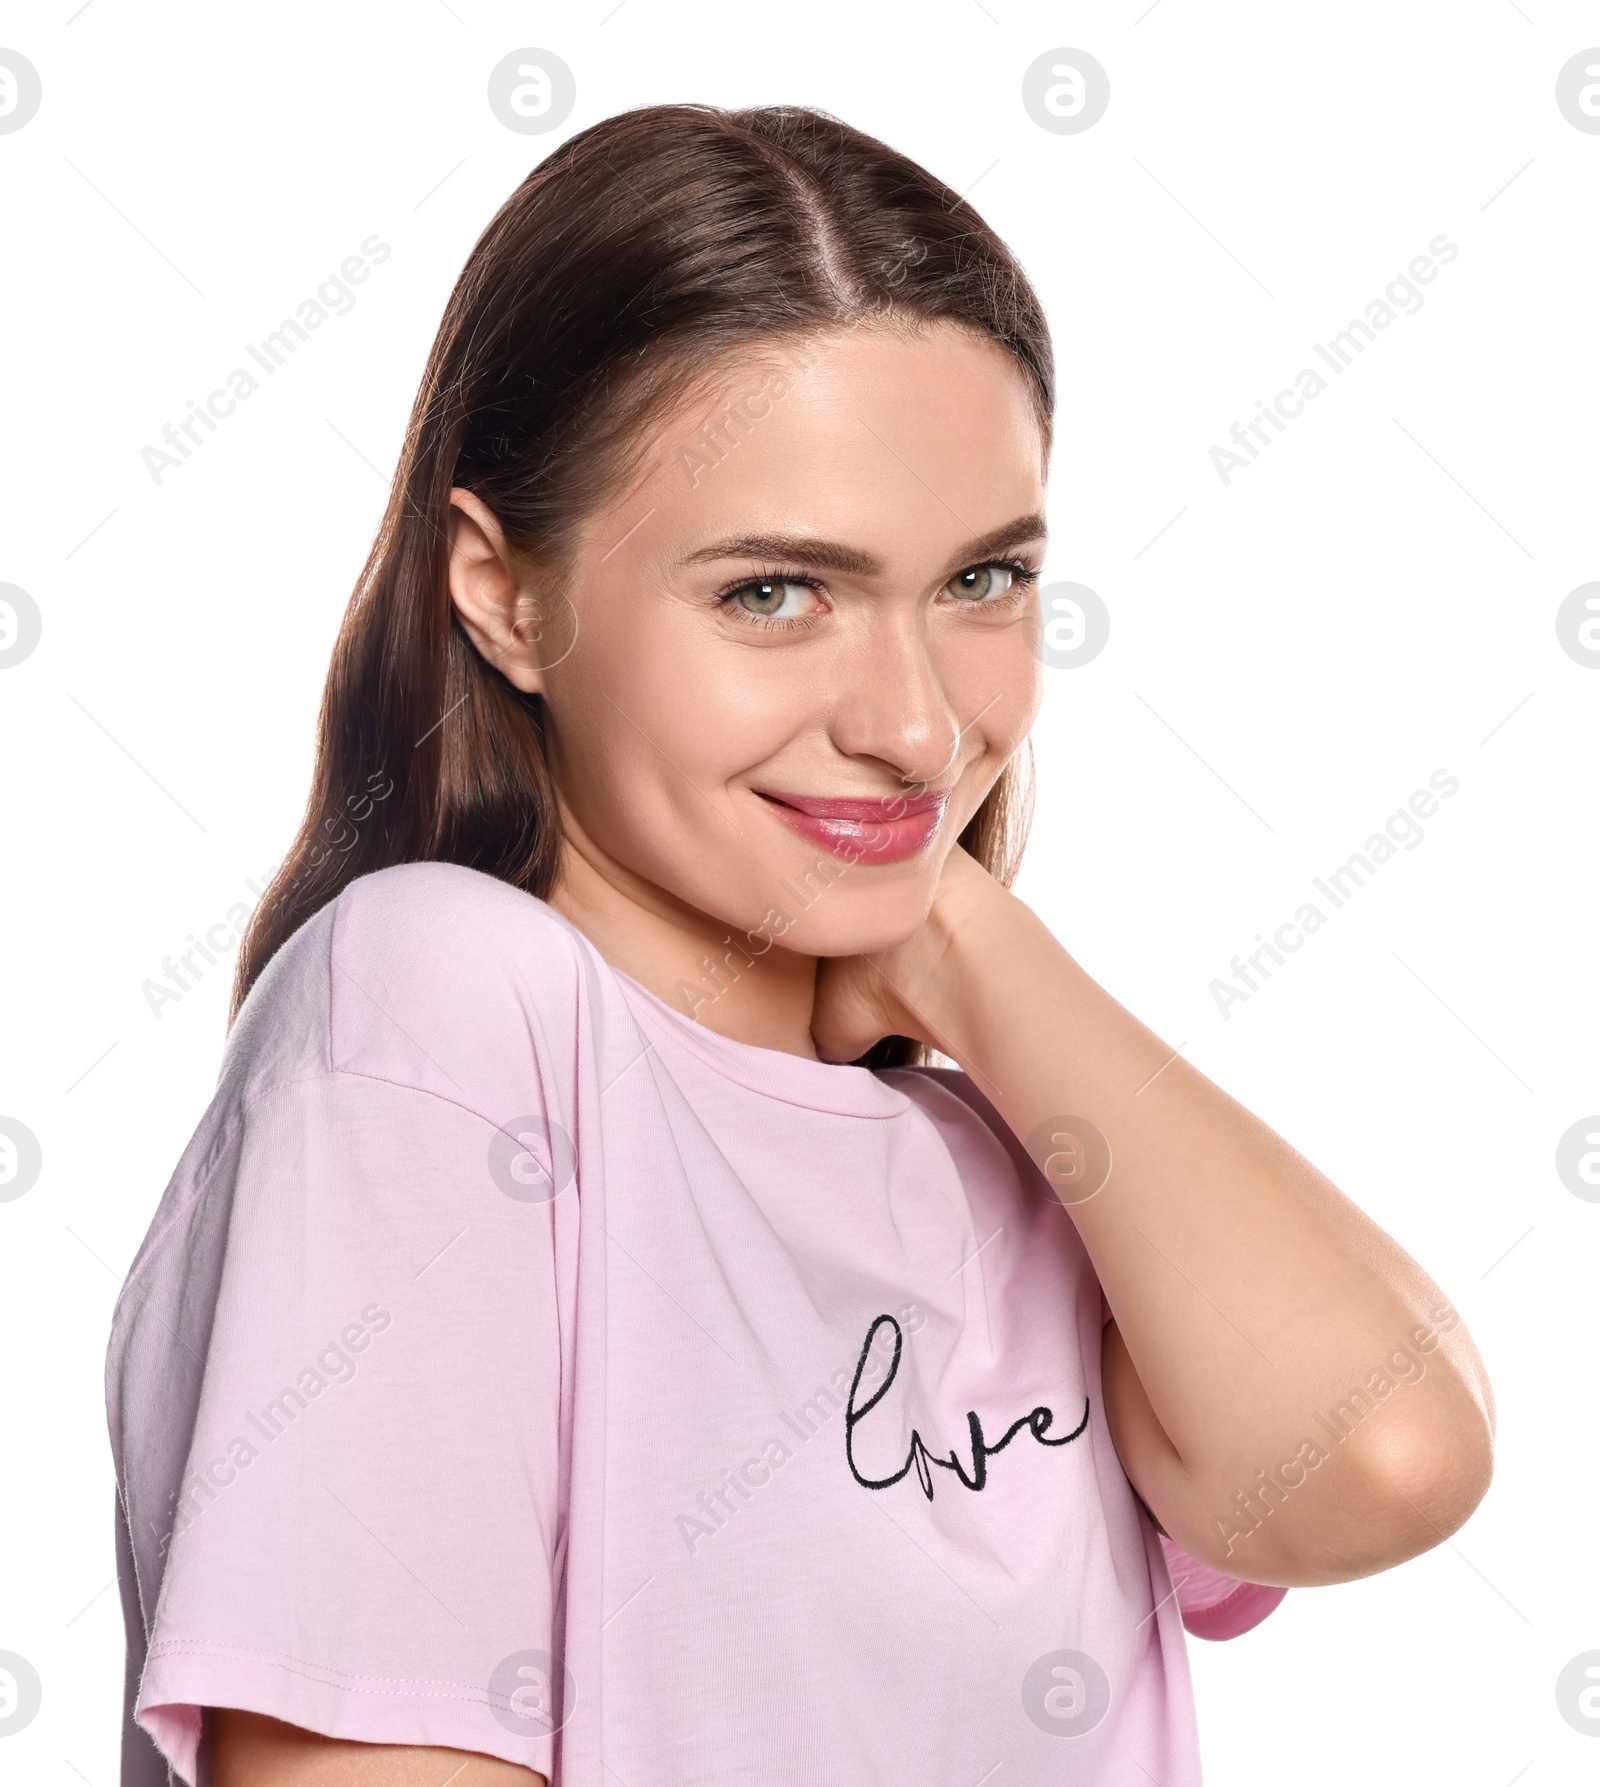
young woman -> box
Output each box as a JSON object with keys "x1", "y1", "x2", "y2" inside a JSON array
[{"x1": 106, "y1": 104, "x2": 1494, "y2": 1786}]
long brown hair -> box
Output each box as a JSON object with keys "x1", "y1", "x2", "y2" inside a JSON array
[{"x1": 230, "y1": 103, "x2": 1054, "y2": 1066}]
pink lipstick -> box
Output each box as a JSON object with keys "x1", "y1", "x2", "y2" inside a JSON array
[{"x1": 754, "y1": 787, "x2": 949, "y2": 864}]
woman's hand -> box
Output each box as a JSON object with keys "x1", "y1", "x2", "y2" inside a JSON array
[
  {"x1": 811, "y1": 844, "x2": 1003, "y2": 1062},
  {"x1": 813, "y1": 836, "x2": 1495, "y2": 1587}
]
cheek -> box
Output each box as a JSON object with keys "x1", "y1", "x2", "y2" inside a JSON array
[
  {"x1": 569, "y1": 620, "x2": 806, "y2": 790},
  {"x1": 941, "y1": 625, "x2": 1043, "y2": 757},
  {"x1": 550, "y1": 652, "x2": 705, "y2": 829},
  {"x1": 540, "y1": 603, "x2": 796, "y2": 890},
  {"x1": 1007, "y1": 650, "x2": 1045, "y2": 743}
]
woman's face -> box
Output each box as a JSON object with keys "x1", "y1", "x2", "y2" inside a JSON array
[{"x1": 477, "y1": 321, "x2": 1047, "y2": 961}]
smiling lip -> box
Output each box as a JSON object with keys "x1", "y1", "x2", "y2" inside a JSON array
[{"x1": 755, "y1": 788, "x2": 950, "y2": 864}]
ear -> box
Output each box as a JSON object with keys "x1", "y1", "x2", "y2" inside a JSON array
[{"x1": 445, "y1": 488, "x2": 570, "y2": 693}]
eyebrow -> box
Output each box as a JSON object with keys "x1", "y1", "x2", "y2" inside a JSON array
[{"x1": 678, "y1": 512, "x2": 1049, "y2": 581}]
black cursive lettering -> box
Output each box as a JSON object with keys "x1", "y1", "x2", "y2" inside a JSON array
[{"x1": 844, "y1": 1314, "x2": 1090, "y2": 1500}]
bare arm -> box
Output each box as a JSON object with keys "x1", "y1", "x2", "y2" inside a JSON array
[
  {"x1": 815, "y1": 846, "x2": 1495, "y2": 1587},
  {"x1": 212, "y1": 1709, "x2": 546, "y2": 1787}
]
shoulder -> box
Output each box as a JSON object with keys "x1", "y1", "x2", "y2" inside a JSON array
[
  {"x1": 328, "y1": 862, "x2": 591, "y2": 1097},
  {"x1": 227, "y1": 862, "x2": 592, "y2": 1115},
  {"x1": 884, "y1": 1066, "x2": 1105, "y2": 1242},
  {"x1": 119, "y1": 863, "x2": 588, "y2": 1316},
  {"x1": 884, "y1": 1064, "x2": 1043, "y2": 1191},
  {"x1": 329, "y1": 859, "x2": 579, "y2": 989},
  {"x1": 332, "y1": 857, "x2": 562, "y2": 944}
]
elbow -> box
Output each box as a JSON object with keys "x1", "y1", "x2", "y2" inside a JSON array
[
  {"x1": 1374, "y1": 1403, "x2": 1496, "y2": 1551},
  {"x1": 1288, "y1": 1404, "x2": 1496, "y2": 1585}
]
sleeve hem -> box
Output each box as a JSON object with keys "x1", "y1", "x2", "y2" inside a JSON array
[
  {"x1": 1158, "y1": 1532, "x2": 1290, "y2": 1641},
  {"x1": 138, "y1": 1640, "x2": 555, "y2": 1784},
  {"x1": 1179, "y1": 1580, "x2": 1289, "y2": 1641}
]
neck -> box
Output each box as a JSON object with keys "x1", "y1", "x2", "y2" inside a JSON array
[{"x1": 545, "y1": 832, "x2": 823, "y2": 1060}]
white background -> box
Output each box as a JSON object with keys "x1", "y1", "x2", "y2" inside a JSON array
[{"x1": 1, "y1": 2, "x2": 1596, "y2": 1782}]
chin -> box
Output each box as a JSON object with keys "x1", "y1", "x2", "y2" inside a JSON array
[{"x1": 767, "y1": 877, "x2": 936, "y2": 960}]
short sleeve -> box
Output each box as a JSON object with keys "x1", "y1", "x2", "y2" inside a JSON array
[
  {"x1": 1159, "y1": 1534, "x2": 1288, "y2": 1639},
  {"x1": 107, "y1": 1066, "x2": 575, "y2": 1784}
]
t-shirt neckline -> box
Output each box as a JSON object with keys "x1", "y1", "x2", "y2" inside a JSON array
[{"x1": 606, "y1": 963, "x2": 912, "y2": 1120}]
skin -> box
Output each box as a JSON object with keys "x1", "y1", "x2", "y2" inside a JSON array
[
  {"x1": 215, "y1": 319, "x2": 1494, "y2": 1780},
  {"x1": 211, "y1": 1713, "x2": 542, "y2": 1786}
]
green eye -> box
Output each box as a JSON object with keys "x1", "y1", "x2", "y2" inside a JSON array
[
  {"x1": 946, "y1": 565, "x2": 1015, "y2": 602},
  {"x1": 733, "y1": 579, "x2": 811, "y2": 618}
]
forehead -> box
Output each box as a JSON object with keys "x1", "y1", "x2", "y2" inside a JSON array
[{"x1": 606, "y1": 322, "x2": 1048, "y2": 570}]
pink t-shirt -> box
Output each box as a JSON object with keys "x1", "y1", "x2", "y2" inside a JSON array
[{"x1": 106, "y1": 861, "x2": 1284, "y2": 1786}]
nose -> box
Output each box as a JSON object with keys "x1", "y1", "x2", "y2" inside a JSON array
[{"x1": 826, "y1": 607, "x2": 966, "y2": 790}]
